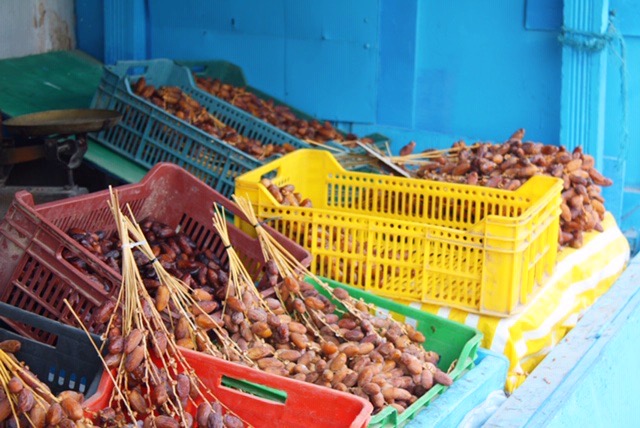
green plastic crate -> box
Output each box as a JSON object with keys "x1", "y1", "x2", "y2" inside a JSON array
[
  {"x1": 308, "y1": 276, "x2": 482, "y2": 427},
  {"x1": 107, "y1": 59, "x2": 309, "y2": 151}
]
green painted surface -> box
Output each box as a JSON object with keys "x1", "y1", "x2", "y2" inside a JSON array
[
  {"x1": 0, "y1": 50, "x2": 146, "y2": 183},
  {"x1": 85, "y1": 141, "x2": 147, "y2": 183},
  {"x1": 0, "y1": 50, "x2": 102, "y2": 115}
]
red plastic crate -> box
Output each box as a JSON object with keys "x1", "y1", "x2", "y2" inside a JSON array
[
  {"x1": 0, "y1": 163, "x2": 310, "y2": 342},
  {"x1": 83, "y1": 347, "x2": 373, "y2": 428}
]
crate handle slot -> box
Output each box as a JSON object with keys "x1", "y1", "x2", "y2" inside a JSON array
[
  {"x1": 107, "y1": 59, "x2": 174, "y2": 81},
  {"x1": 126, "y1": 65, "x2": 149, "y2": 77},
  {"x1": 188, "y1": 64, "x2": 207, "y2": 73},
  {"x1": 259, "y1": 167, "x2": 282, "y2": 183},
  {"x1": 220, "y1": 375, "x2": 288, "y2": 404},
  {"x1": 49, "y1": 369, "x2": 87, "y2": 392}
]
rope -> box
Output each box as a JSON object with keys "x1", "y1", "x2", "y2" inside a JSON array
[
  {"x1": 558, "y1": 25, "x2": 613, "y2": 52},
  {"x1": 559, "y1": 15, "x2": 629, "y2": 172}
]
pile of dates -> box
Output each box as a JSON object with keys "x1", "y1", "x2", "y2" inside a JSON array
[
  {"x1": 406, "y1": 129, "x2": 613, "y2": 248},
  {"x1": 259, "y1": 179, "x2": 312, "y2": 207},
  {"x1": 194, "y1": 76, "x2": 371, "y2": 145},
  {"x1": 67, "y1": 220, "x2": 453, "y2": 416},
  {"x1": 133, "y1": 77, "x2": 295, "y2": 160},
  {"x1": 66, "y1": 220, "x2": 231, "y2": 305}
]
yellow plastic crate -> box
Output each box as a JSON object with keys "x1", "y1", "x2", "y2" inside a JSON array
[{"x1": 235, "y1": 149, "x2": 563, "y2": 316}]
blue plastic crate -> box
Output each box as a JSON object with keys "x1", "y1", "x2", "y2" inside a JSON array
[
  {"x1": 89, "y1": 59, "x2": 310, "y2": 197},
  {"x1": 406, "y1": 348, "x2": 509, "y2": 427}
]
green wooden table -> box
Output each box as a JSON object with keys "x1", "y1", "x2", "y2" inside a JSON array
[{"x1": 0, "y1": 50, "x2": 146, "y2": 183}]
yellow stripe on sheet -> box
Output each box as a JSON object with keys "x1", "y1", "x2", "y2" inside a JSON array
[{"x1": 400, "y1": 212, "x2": 630, "y2": 393}]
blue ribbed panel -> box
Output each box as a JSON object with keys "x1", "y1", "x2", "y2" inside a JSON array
[
  {"x1": 104, "y1": 0, "x2": 147, "y2": 64},
  {"x1": 526, "y1": 0, "x2": 640, "y2": 36},
  {"x1": 559, "y1": 0, "x2": 609, "y2": 168}
]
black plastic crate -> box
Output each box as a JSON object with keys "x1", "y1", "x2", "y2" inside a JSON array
[{"x1": 0, "y1": 301, "x2": 103, "y2": 396}]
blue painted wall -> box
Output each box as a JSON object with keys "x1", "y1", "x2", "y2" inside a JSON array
[
  {"x1": 413, "y1": 1, "x2": 562, "y2": 145},
  {"x1": 76, "y1": 0, "x2": 640, "y2": 226},
  {"x1": 78, "y1": 0, "x2": 632, "y2": 149},
  {"x1": 147, "y1": 0, "x2": 380, "y2": 123},
  {"x1": 135, "y1": 0, "x2": 565, "y2": 146},
  {"x1": 376, "y1": 0, "x2": 418, "y2": 129},
  {"x1": 75, "y1": 0, "x2": 104, "y2": 61}
]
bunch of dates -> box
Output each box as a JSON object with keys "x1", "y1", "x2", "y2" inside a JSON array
[
  {"x1": 0, "y1": 340, "x2": 93, "y2": 427},
  {"x1": 64, "y1": 219, "x2": 233, "y2": 338},
  {"x1": 90, "y1": 311, "x2": 244, "y2": 428}
]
